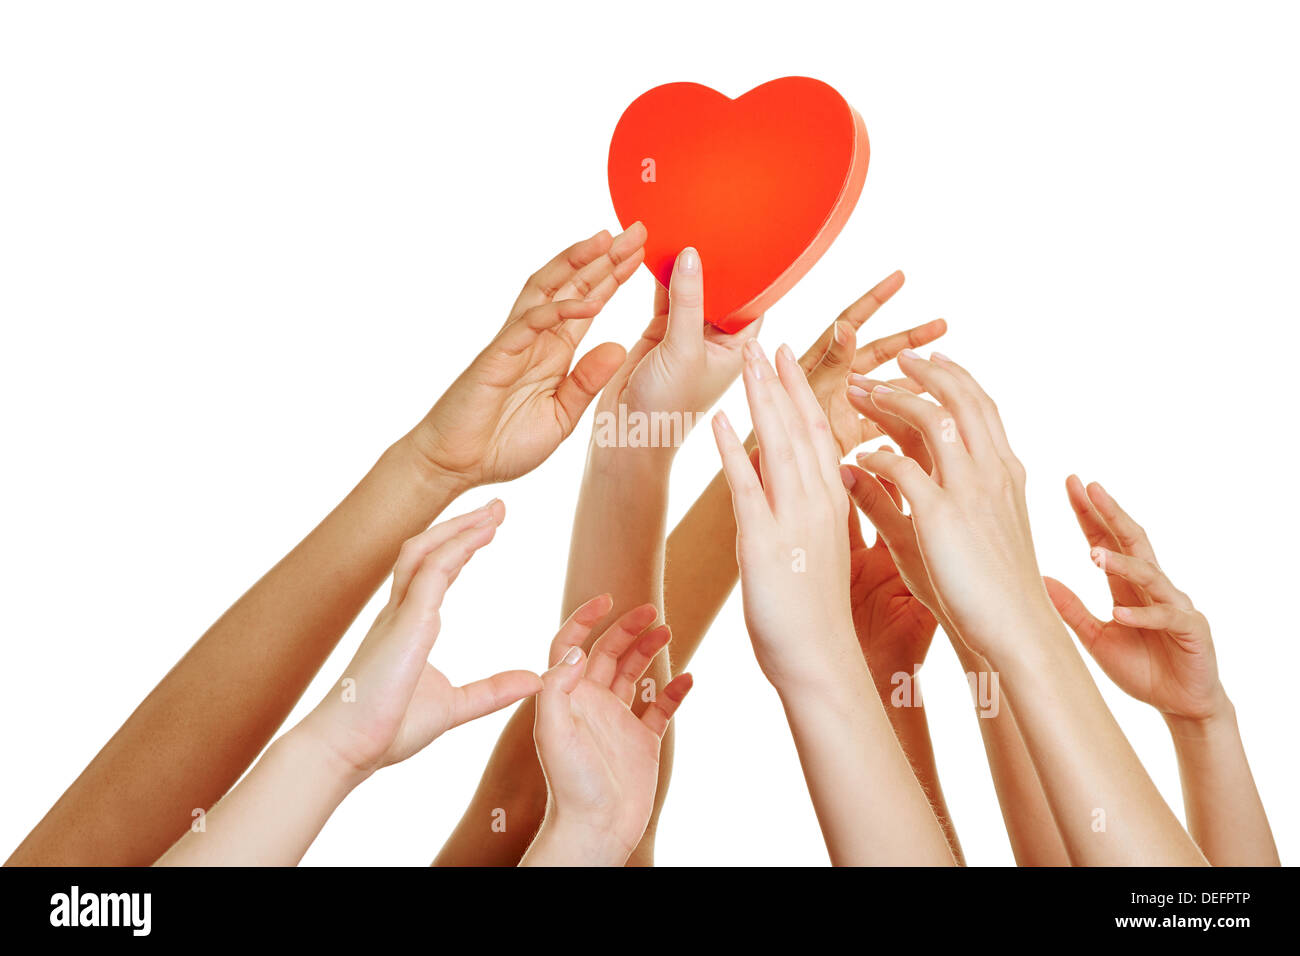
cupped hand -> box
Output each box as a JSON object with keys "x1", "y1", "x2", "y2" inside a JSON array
[
  {"x1": 1045, "y1": 477, "x2": 1227, "y2": 723},
  {"x1": 412, "y1": 225, "x2": 646, "y2": 488},
  {"x1": 530, "y1": 600, "x2": 692, "y2": 863},
  {"x1": 300, "y1": 502, "x2": 542, "y2": 776}
]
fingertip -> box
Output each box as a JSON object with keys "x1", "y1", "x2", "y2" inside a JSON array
[
  {"x1": 839, "y1": 464, "x2": 857, "y2": 489},
  {"x1": 676, "y1": 246, "x2": 700, "y2": 276},
  {"x1": 667, "y1": 672, "x2": 694, "y2": 701}
]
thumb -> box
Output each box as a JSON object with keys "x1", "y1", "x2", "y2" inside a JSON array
[
  {"x1": 1043, "y1": 576, "x2": 1105, "y2": 651},
  {"x1": 448, "y1": 670, "x2": 543, "y2": 730},
  {"x1": 817, "y1": 320, "x2": 856, "y2": 376},
  {"x1": 664, "y1": 247, "x2": 704, "y2": 355},
  {"x1": 535, "y1": 645, "x2": 585, "y2": 749},
  {"x1": 841, "y1": 463, "x2": 910, "y2": 546}
]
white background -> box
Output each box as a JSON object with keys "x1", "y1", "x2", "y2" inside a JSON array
[{"x1": 2, "y1": 2, "x2": 1297, "y2": 866}]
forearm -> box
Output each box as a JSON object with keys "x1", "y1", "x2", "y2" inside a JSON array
[
  {"x1": 949, "y1": 637, "x2": 1070, "y2": 866},
  {"x1": 562, "y1": 444, "x2": 672, "y2": 618},
  {"x1": 991, "y1": 612, "x2": 1206, "y2": 866},
  {"x1": 664, "y1": 467, "x2": 740, "y2": 676},
  {"x1": 779, "y1": 656, "x2": 956, "y2": 866},
  {"x1": 433, "y1": 700, "x2": 548, "y2": 866},
  {"x1": 869, "y1": 669, "x2": 965, "y2": 864},
  {"x1": 8, "y1": 433, "x2": 462, "y2": 866},
  {"x1": 155, "y1": 727, "x2": 363, "y2": 866},
  {"x1": 1165, "y1": 702, "x2": 1279, "y2": 866}
]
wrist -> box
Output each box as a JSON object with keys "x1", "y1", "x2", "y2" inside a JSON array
[
  {"x1": 772, "y1": 630, "x2": 874, "y2": 710},
  {"x1": 398, "y1": 424, "x2": 474, "y2": 500},
  {"x1": 971, "y1": 599, "x2": 1072, "y2": 678},
  {"x1": 585, "y1": 432, "x2": 677, "y2": 479},
  {"x1": 523, "y1": 810, "x2": 634, "y2": 867},
  {"x1": 1163, "y1": 692, "x2": 1236, "y2": 741},
  {"x1": 279, "y1": 723, "x2": 372, "y2": 799}
]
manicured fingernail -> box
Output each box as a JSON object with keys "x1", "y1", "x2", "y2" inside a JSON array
[
  {"x1": 872, "y1": 385, "x2": 893, "y2": 394},
  {"x1": 677, "y1": 247, "x2": 699, "y2": 274},
  {"x1": 1113, "y1": 606, "x2": 1134, "y2": 622},
  {"x1": 777, "y1": 343, "x2": 795, "y2": 363},
  {"x1": 743, "y1": 339, "x2": 762, "y2": 361},
  {"x1": 562, "y1": 646, "x2": 582, "y2": 665},
  {"x1": 847, "y1": 385, "x2": 869, "y2": 401},
  {"x1": 1090, "y1": 547, "x2": 1106, "y2": 569},
  {"x1": 931, "y1": 351, "x2": 951, "y2": 362},
  {"x1": 900, "y1": 348, "x2": 922, "y2": 360},
  {"x1": 714, "y1": 410, "x2": 732, "y2": 432},
  {"x1": 839, "y1": 465, "x2": 857, "y2": 489},
  {"x1": 834, "y1": 321, "x2": 851, "y2": 344},
  {"x1": 848, "y1": 373, "x2": 871, "y2": 387},
  {"x1": 856, "y1": 451, "x2": 871, "y2": 463}
]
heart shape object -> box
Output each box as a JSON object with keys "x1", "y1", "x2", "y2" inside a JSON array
[{"x1": 607, "y1": 77, "x2": 869, "y2": 333}]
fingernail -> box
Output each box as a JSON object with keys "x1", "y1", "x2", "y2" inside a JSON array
[
  {"x1": 872, "y1": 385, "x2": 893, "y2": 394},
  {"x1": 777, "y1": 343, "x2": 795, "y2": 363},
  {"x1": 833, "y1": 321, "x2": 852, "y2": 344},
  {"x1": 714, "y1": 410, "x2": 732, "y2": 432},
  {"x1": 1113, "y1": 606, "x2": 1134, "y2": 622},
  {"x1": 1090, "y1": 547, "x2": 1106, "y2": 568},
  {"x1": 848, "y1": 373, "x2": 871, "y2": 387},
  {"x1": 847, "y1": 384, "x2": 869, "y2": 401},
  {"x1": 562, "y1": 646, "x2": 582, "y2": 665},
  {"x1": 931, "y1": 351, "x2": 951, "y2": 362},
  {"x1": 743, "y1": 339, "x2": 762, "y2": 361},
  {"x1": 839, "y1": 465, "x2": 857, "y2": 489},
  {"x1": 856, "y1": 451, "x2": 871, "y2": 463},
  {"x1": 678, "y1": 247, "x2": 699, "y2": 274},
  {"x1": 900, "y1": 348, "x2": 922, "y2": 360}
]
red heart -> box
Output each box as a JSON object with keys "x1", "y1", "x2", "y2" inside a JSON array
[{"x1": 607, "y1": 77, "x2": 869, "y2": 333}]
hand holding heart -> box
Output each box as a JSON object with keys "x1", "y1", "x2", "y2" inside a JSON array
[{"x1": 595, "y1": 247, "x2": 761, "y2": 454}]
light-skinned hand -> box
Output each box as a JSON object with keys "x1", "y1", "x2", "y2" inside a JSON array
[
  {"x1": 523, "y1": 599, "x2": 692, "y2": 866},
  {"x1": 299, "y1": 501, "x2": 542, "y2": 776}
]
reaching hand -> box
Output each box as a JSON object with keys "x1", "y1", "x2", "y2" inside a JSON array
[
  {"x1": 1045, "y1": 477, "x2": 1227, "y2": 722},
  {"x1": 523, "y1": 599, "x2": 692, "y2": 866},
  {"x1": 299, "y1": 502, "x2": 542, "y2": 776},
  {"x1": 849, "y1": 350, "x2": 1054, "y2": 662},
  {"x1": 711, "y1": 341, "x2": 860, "y2": 692},
  {"x1": 796, "y1": 271, "x2": 947, "y2": 456},
  {"x1": 844, "y1": 475, "x2": 939, "y2": 680},
  {"x1": 412, "y1": 225, "x2": 646, "y2": 488}
]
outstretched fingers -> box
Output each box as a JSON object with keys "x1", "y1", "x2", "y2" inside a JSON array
[
  {"x1": 390, "y1": 500, "x2": 504, "y2": 605},
  {"x1": 583, "y1": 604, "x2": 660, "y2": 686}
]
